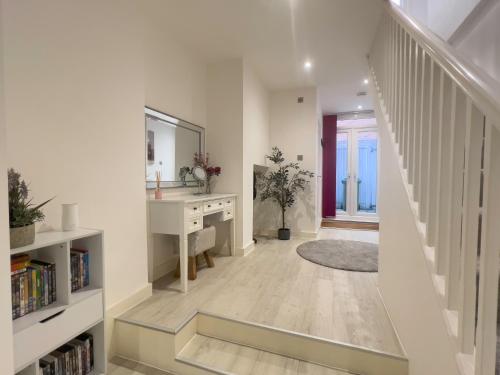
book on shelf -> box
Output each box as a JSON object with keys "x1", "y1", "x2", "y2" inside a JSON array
[
  {"x1": 10, "y1": 255, "x2": 56, "y2": 320},
  {"x1": 39, "y1": 332, "x2": 94, "y2": 375},
  {"x1": 70, "y1": 248, "x2": 90, "y2": 292}
]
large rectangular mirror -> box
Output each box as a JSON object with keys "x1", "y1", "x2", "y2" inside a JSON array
[{"x1": 145, "y1": 107, "x2": 205, "y2": 189}]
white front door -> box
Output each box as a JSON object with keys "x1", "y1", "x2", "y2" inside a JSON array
[{"x1": 335, "y1": 127, "x2": 379, "y2": 220}]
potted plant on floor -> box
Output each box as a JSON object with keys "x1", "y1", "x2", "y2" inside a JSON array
[
  {"x1": 259, "y1": 147, "x2": 314, "y2": 240},
  {"x1": 8, "y1": 169, "x2": 53, "y2": 248}
]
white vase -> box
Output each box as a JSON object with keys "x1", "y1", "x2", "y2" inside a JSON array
[{"x1": 62, "y1": 203, "x2": 79, "y2": 231}]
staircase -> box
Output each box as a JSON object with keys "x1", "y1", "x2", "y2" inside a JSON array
[
  {"x1": 113, "y1": 311, "x2": 408, "y2": 375},
  {"x1": 369, "y1": 2, "x2": 500, "y2": 375}
]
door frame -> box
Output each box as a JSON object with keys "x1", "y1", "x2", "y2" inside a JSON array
[{"x1": 334, "y1": 126, "x2": 379, "y2": 222}]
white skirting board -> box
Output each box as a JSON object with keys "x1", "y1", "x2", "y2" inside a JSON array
[
  {"x1": 254, "y1": 228, "x2": 319, "y2": 239},
  {"x1": 106, "y1": 283, "x2": 153, "y2": 358},
  {"x1": 235, "y1": 241, "x2": 255, "y2": 257}
]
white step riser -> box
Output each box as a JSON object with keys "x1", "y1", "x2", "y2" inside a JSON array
[
  {"x1": 114, "y1": 311, "x2": 409, "y2": 375},
  {"x1": 197, "y1": 312, "x2": 408, "y2": 375}
]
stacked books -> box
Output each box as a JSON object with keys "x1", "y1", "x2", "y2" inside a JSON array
[
  {"x1": 11, "y1": 254, "x2": 56, "y2": 320},
  {"x1": 39, "y1": 332, "x2": 94, "y2": 375},
  {"x1": 70, "y1": 249, "x2": 90, "y2": 292}
]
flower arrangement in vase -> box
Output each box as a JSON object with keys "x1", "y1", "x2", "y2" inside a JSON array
[
  {"x1": 155, "y1": 171, "x2": 162, "y2": 199},
  {"x1": 8, "y1": 169, "x2": 53, "y2": 248},
  {"x1": 193, "y1": 153, "x2": 222, "y2": 194}
]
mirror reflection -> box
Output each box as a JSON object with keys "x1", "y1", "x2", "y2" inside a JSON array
[{"x1": 145, "y1": 108, "x2": 204, "y2": 188}]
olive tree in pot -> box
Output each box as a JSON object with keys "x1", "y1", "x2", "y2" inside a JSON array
[
  {"x1": 259, "y1": 147, "x2": 314, "y2": 240},
  {"x1": 8, "y1": 169, "x2": 53, "y2": 249}
]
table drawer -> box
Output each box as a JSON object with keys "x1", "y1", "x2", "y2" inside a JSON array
[
  {"x1": 186, "y1": 216, "x2": 203, "y2": 233},
  {"x1": 14, "y1": 292, "x2": 103, "y2": 371},
  {"x1": 204, "y1": 200, "x2": 224, "y2": 213},
  {"x1": 223, "y1": 208, "x2": 234, "y2": 221},
  {"x1": 224, "y1": 198, "x2": 234, "y2": 209},
  {"x1": 185, "y1": 203, "x2": 202, "y2": 218}
]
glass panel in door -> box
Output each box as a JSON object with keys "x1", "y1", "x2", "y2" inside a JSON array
[
  {"x1": 336, "y1": 132, "x2": 349, "y2": 212},
  {"x1": 356, "y1": 131, "x2": 378, "y2": 213}
]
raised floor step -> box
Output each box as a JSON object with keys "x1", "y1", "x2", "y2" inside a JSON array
[
  {"x1": 109, "y1": 357, "x2": 174, "y2": 375},
  {"x1": 177, "y1": 334, "x2": 350, "y2": 375},
  {"x1": 115, "y1": 311, "x2": 408, "y2": 375}
]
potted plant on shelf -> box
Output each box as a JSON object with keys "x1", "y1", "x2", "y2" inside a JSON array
[
  {"x1": 8, "y1": 169, "x2": 53, "y2": 249},
  {"x1": 259, "y1": 147, "x2": 314, "y2": 240}
]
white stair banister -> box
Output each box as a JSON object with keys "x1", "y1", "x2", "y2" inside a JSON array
[
  {"x1": 412, "y1": 45, "x2": 423, "y2": 202},
  {"x1": 425, "y1": 65, "x2": 443, "y2": 249},
  {"x1": 436, "y1": 74, "x2": 454, "y2": 277},
  {"x1": 448, "y1": 88, "x2": 468, "y2": 312},
  {"x1": 458, "y1": 100, "x2": 483, "y2": 354},
  {"x1": 475, "y1": 119, "x2": 500, "y2": 375},
  {"x1": 369, "y1": 2, "x2": 500, "y2": 374}
]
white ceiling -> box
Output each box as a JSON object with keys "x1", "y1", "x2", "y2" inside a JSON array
[{"x1": 151, "y1": 0, "x2": 383, "y2": 114}]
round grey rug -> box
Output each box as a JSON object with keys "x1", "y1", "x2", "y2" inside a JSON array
[{"x1": 296, "y1": 239, "x2": 378, "y2": 272}]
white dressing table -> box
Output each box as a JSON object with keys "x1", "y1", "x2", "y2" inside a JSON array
[{"x1": 149, "y1": 193, "x2": 236, "y2": 293}]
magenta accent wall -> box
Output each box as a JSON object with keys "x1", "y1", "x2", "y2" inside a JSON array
[{"x1": 322, "y1": 115, "x2": 337, "y2": 218}]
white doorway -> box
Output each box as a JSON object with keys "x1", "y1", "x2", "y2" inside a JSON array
[{"x1": 335, "y1": 124, "x2": 379, "y2": 221}]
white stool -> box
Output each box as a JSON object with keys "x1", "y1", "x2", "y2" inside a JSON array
[{"x1": 175, "y1": 225, "x2": 216, "y2": 280}]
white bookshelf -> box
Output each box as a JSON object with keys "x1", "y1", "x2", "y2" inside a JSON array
[{"x1": 12, "y1": 228, "x2": 105, "y2": 375}]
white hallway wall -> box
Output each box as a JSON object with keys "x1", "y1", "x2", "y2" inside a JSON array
[
  {"x1": 254, "y1": 87, "x2": 319, "y2": 236},
  {"x1": 206, "y1": 59, "x2": 245, "y2": 251},
  {"x1": 144, "y1": 0, "x2": 207, "y2": 127},
  {"x1": 140, "y1": 0, "x2": 211, "y2": 282},
  {"x1": 0, "y1": 0, "x2": 15, "y2": 371},
  {"x1": 207, "y1": 59, "x2": 271, "y2": 252},
  {"x1": 403, "y1": 0, "x2": 500, "y2": 86},
  {"x1": 243, "y1": 62, "x2": 270, "y2": 247},
  {"x1": 454, "y1": 0, "x2": 500, "y2": 85},
  {"x1": 404, "y1": 0, "x2": 480, "y2": 41},
  {"x1": 374, "y1": 88, "x2": 460, "y2": 374},
  {"x1": 3, "y1": 0, "x2": 149, "y2": 309},
  {"x1": 144, "y1": 10, "x2": 208, "y2": 279}
]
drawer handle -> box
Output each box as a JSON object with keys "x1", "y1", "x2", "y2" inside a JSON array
[
  {"x1": 219, "y1": 202, "x2": 222, "y2": 206},
  {"x1": 227, "y1": 212, "x2": 230, "y2": 215},
  {"x1": 208, "y1": 204, "x2": 211, "y2": 208},
  {"x1": 194, "y1": 221, "x2": 198, "y2": 225},
  {"x1": 227, "y1": 201, "x2": 230, "y2": 204},
  {"x1": 193, "y1": 207, "x2": 197, "y2": 211},
  {"x1": 40, "y1": 310, "x2": 65, "y2": 323}
]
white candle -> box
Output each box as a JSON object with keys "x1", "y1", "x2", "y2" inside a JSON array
[{"x1": 62, "y1": 203, "x2": 79, "y2": 231}]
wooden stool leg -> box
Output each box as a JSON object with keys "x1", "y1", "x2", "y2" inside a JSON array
[
  {"x1": 174, "y1": 259, "x2": 180, "y2": 278},
  {"x1": 188, "y1": 256, "x2": 197, "y2": 280},
  {"x1": 204, "y1": 251, "x2": 215, "y2": 268}
]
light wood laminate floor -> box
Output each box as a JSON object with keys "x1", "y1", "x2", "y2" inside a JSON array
[
  {"x1": 178, "y1": 334, "x2": 351, "y2": 374},
  {"x1": 119, "y1": 228, "x2": 402, "y2": 355}
]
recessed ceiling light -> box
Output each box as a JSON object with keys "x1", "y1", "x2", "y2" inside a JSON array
[
  {"x1": 357, "y1": 105, "x2": 363, "y2": 110},
  {"x1": 304, "y1": 60, "x2": 312, "y2": 70},
  {"x1": 363, "y1": 78, "x2": 369, "y2": 85}
]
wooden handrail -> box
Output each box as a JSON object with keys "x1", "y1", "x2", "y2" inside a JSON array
[{"x1": 385, "y1": 1, "x2": 500, "y2": 127}]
